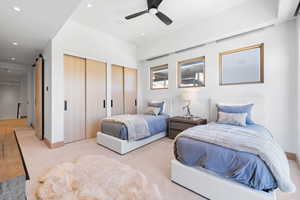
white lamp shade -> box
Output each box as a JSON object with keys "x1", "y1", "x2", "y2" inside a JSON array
[{"x1": 181, "y1": 92, "x2": 192, "y2": 101}]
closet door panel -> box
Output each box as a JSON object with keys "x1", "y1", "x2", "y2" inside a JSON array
[
  {"x1": 64, "y1": 55, "x2": 86, "y2": 143},
  {"x1": 34, "y1": 58, "x2": 43, "y2": 139},
  {"x1": 124, "y1": 68, "x2": 137, "y2": 114},
  {"x1": 111, "y1": 65, "x2": 124, "y2": 115},
  {"x1": 86, "y1": 59, "x2": 107, "y2": 138}
]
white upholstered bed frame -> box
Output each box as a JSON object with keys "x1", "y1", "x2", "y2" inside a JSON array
[
  {"x1": 97, "y1": 99, "x2": 169, "y2": 155},
  {"x1": 171, "y1": 97, "x2": 277, "y2": 200},
  {"x1": 97, "y1": 131, "x2": 166, "y2": 155}
]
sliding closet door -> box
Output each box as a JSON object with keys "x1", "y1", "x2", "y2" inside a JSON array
[
  {"x1": 86, "y1": 59, "x2": 107, "y2": 138},
  {"x1": 111, "y1": 65, "x2": 124, "y2": 115},
  {"x1": 124, "y1": 67, "x2": 137, "y2": 114},
  {"x1": 34, "y1": 58, "x2": 43, "y2": 139},
  {"x1": 64, "y1": 55, "x2": 86, "y2": 143}
]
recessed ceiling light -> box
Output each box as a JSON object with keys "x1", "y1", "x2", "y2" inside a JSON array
[
  {"x1": 13, "y1": 6, "x2": 21, "y2": 12},
  {"x1": 11, "y1": 57, "x2": 16, "y2": 61},
  {"x1": 87, "y1": 3, "x2": 93, "y2": 8},
  {"x1": 141, "y1": 33, "x2": 145, "y2": 36},
  {"x1": 12, "y1": 42, "x2": 18, "y2": 46}
]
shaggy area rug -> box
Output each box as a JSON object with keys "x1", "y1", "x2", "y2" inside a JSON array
[{"x1": 36, "y1": 155, "x2": 162, "y2": 200}]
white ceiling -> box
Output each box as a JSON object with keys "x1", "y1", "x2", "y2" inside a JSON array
[
  {"x1": 0, "y1": 0, "x2": 82, "y2": 65},
  {"x1": 71, "y1": 0, "x2": 250, "y2": 45},
  {"x1": 1, "y1": 0, "x2": 295, "y2": 66}
]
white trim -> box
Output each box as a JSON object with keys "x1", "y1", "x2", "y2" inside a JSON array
[
  {"x1": 171, "y1": 160, "x2": 277, "y2": 200},
  {"x1": 97, "y1": 132, "x2": 166, "y2": 155}
]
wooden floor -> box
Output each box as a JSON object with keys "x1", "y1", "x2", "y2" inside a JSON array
[
  {"x1": 0, "y1": 129, "x2": 26, "y2": 182},
  {"x1": 0, "y1": 118, "x2": 28, "y2": 135},
  {"x1": 0, "y1": 118, "x2": 28, "y2": 199}
]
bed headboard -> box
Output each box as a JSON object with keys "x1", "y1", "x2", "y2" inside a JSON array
[{"x1": 209, "y1": 97, "x2": 266, "y2": 125}]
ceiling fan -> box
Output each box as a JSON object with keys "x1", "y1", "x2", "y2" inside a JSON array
[{"x1": 125, "y1": 0, "x2": 173, "y2": 25}]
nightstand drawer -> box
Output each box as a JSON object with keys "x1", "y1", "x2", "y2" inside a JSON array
[
  {"x1": 168, "y1": 117, "x2": 207, "y2": 139},
  {"x1": 170, "y1": 122, "x2": 195, "y2": 131}
]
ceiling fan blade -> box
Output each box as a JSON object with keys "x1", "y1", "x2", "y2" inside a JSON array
[
  {"x1": 156, "y1": 11, "x2": 173, "y2": 25},
  {"x1": 125, "y1": 10, "x2": 148, "y2": 20},
  {"x1": 147, "y1": 0, "x2": 153, "y2": 9},
  {"x1": 152, "y1": 0, "x2": 163, "y2": 8}
]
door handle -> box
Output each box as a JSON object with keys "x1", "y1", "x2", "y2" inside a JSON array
[
  {"x1": 135, "y1": 99, "x2": 137, "y2": 106},
  {"x1": 111, "y1": 100, "x2": 113, "y2": 108},
  {"x1": 64, "y1": 100, "x2": 67, "y2": 111},
  {"x1": 103, "y1": 100, "x2": 106, "y2": 108}
]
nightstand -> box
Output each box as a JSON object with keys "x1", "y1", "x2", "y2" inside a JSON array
[{"x1": 168, "y1": 116, "x2": 207, "y2": 139}]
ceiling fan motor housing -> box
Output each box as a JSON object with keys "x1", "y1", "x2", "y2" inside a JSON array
[{"x1": 149, "y1": 8, "x2": 158, "y2": 15}]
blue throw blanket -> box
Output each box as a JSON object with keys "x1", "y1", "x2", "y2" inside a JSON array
[{"x1": 174, "y1": 123, "x2": 292, "y2": 192}]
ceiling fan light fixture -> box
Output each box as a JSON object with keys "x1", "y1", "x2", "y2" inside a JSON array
[{"x1": 149, "y1": 8, "x2": 158, "y2": 15}]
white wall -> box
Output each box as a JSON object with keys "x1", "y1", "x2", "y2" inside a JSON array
[
  {"x1": 297, "y1": 16, "x2": 300, "y2": 164},
  {"x1": 43, "y1": 41, "x2": 53, "y2": 140},
  {"x1": 0, "y1": 62, "x2": 34, "y2": 124},
  {"x1": 46, "y1": 20, "x2": 138, "y2": 143},
  {"x1": 27, "y1": 69, "x2": 34, "y2": 124},
  {"x1": 0, "y1": 84, "x2": 20, "y2": 119},
  {"x1": 19, "y1": 77, "x2": 27, "y2": 116},
  {"x1": 139, "y1": 20, "x2": 298, "y2": 153}
]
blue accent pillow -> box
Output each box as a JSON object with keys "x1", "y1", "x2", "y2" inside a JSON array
[
  {"x1": 216, "y1": 104, "x2": 255, "y2": 125},
  {"x1": 148, "y1": 102, "x2": 165, "y2": 115}
]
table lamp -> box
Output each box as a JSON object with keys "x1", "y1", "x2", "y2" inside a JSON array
[{"x1": 181, "y1": 92, "x2": 193, "y2": 118}]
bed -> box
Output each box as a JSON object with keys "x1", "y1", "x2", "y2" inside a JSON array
[
  {"x1": 171, "y1": 97, "x2": 295, "y2": 200},
  {"x1": 97, "y1": 101, "x2": 169, "y2": 155}
]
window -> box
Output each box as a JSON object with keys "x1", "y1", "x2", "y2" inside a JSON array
[
  {"x1": 177, "y1": 56, "x2": 205, "y2": 88},
  {"x1": 219, "y1": 43, "x2": 264, "y2": 85},
  {"x1": 150, "y1": 64, "x2": 168, "y2": 90}
]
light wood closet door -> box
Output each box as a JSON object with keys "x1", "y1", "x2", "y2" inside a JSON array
[
  {"x1": 111, "y1": 65, "x2": 124, "y2": 115},
  {"x1": 86, "y1": 59, "x2": 107, "y2": 138},
  {"x1": 124, "y1": 68, "x2": 137, "y2": 114},
  {"x1": 35, "y1": 58, "x2": 43, "y2": 139},
  {"x1": 64, "y1": 55, "x2": 86, "y2": 143}
]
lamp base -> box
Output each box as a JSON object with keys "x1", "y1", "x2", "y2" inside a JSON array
[
  {"x1": 184, "y1": 114, "x2": 193, "y2": 119},
  {"x1": 183, "y1": 104, "x2": 192, "y2": 118}
]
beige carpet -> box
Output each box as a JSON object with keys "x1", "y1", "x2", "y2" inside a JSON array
[{"x1": 16, "y1": 130, "x2": 300, "y2": 200}]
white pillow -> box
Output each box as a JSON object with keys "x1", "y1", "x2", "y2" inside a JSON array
[
  {"x1": 217, "y1": 112, "x2": 247, "y2": 127},
  {"x1": 148, "y1": 100, "x2": 166, "y2": 113},
  {"x1": 145, "y1": 106, "x2": 160, "y2": 116}
]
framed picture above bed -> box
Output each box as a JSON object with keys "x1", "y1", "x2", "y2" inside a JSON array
[{"x1": 219, "y1": 43, "x2": 264, "y2": 85}]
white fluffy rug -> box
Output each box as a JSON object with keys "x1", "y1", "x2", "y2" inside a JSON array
[{"x1": 36, "y1": 155, "x2": 162, "y2": 200}]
